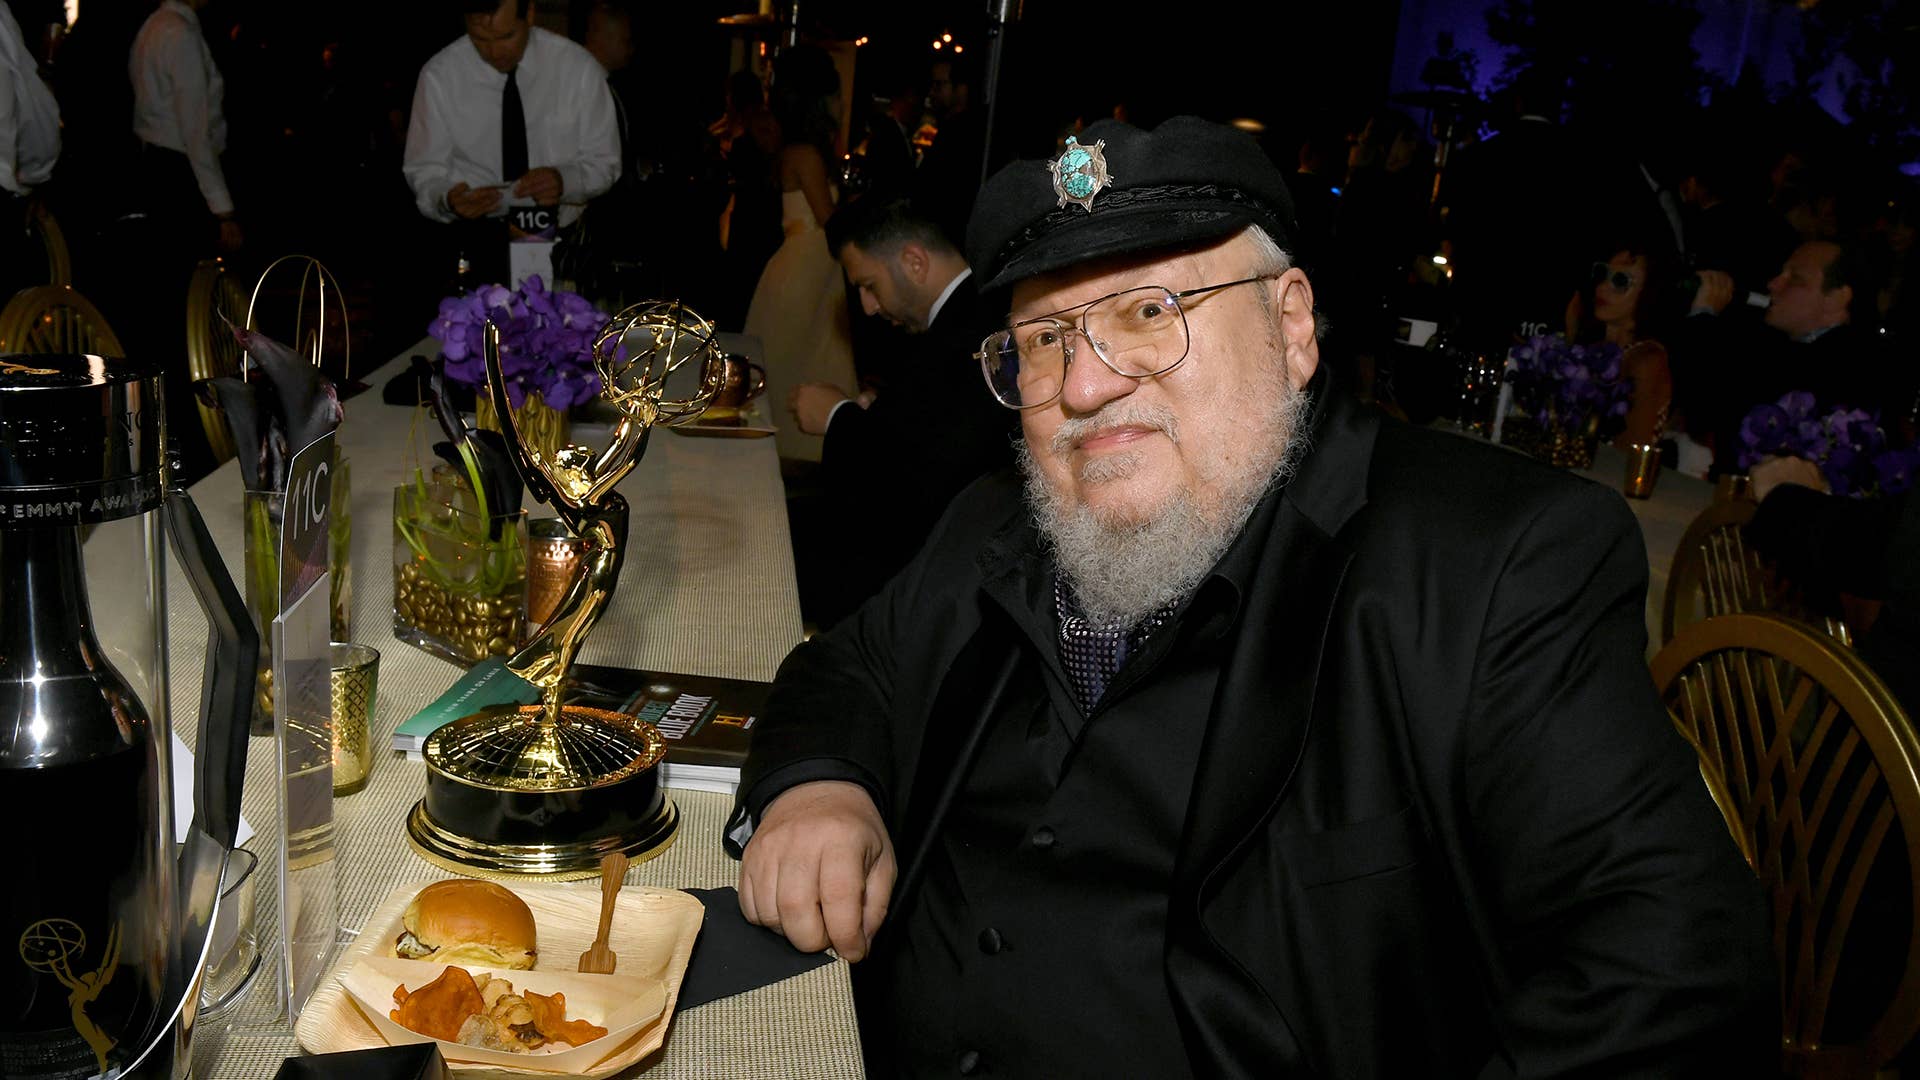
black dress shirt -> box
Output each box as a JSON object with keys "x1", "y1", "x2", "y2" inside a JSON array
[{"x1": 869, "y1": 482, "x2": 1283, "y2": 1078}]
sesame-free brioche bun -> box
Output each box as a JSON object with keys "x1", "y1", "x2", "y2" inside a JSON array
[{"x1": 395, "y1": 879, "x2": 537, "y2": 970}]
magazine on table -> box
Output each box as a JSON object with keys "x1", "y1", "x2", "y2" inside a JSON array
[{"x1": 393, "y1": 659, "x2": 767, "y2": 795}]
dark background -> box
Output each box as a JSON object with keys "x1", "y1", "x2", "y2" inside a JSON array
[{"x1": 11, "y1": 0, "x2": 1917, "y2": 379}]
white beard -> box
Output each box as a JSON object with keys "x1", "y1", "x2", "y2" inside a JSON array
[{"x1": 1019, "y1": 363, "x2": 1312, "y2": 630}]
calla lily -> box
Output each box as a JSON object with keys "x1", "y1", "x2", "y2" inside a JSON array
[{"x1": 198, "y1": 320, "x2": 345, "y2": 493}]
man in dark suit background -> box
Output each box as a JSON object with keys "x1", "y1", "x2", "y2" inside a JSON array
[
  {"x1": 734, "y1": 116, "x2": 1772, "y2": 1075},
  {"x1": 785, "y1": 194, "x2": 1016, "y2": 629},
  {"x1": 1685, "y1": 239, "x2": 1913, "y2": 470}
]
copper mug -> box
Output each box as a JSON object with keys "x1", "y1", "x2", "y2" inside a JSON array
[
  {"x1": 527, "y1": 517, "x2": 585, "y2": 629},
  {"x1": 711, "y1": 354, "x2": 767, "y2": 412}
]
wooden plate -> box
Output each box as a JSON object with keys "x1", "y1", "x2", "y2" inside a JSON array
[{"x1": 295, "y1": 881, "x2": 704, "y2": 1077}]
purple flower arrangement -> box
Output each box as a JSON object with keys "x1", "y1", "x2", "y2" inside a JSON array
[
  {"x1": 1507, "y1": 334, "x2": 1634, "y2": 436},
  {"x1": 428, "y1": 275, "x2": 609, "y2": 412},
  {"x1": 1737, "y1": 391, "x2": 1920, "y2": 497}
]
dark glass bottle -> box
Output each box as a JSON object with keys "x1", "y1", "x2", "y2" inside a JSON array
[{"x1": 0, "y1": 525, "x2": 163, "y2": 1079}]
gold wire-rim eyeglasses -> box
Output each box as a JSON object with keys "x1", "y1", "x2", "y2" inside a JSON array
[{"x1": 975, "y1": 275, "x2": 1275, "y2": 410}]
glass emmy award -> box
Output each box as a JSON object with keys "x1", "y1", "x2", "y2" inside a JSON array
[
  {"x1": 0, "y1": 354, "x2": 258, "y2": 1078},
  {"x1": 405, "y1": 301, "x2": 724, "y2": 879}
]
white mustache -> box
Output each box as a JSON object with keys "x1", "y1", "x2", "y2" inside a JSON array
[{"x1": 1049, "y1": 404, "x2": 1181, "y2": 456}]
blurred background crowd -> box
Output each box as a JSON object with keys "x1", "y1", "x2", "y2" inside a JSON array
[{"x1": 0, "y1": 0, "x2": 1911, "y2": 486}]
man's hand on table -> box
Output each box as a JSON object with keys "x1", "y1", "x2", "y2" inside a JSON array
[
  {"x1": 739, "y1": 780, "x2": 894, "y2": 962},
  {"x1": 789, "y1": 382, "x2": 855, "y2": 436},
  {"x1": 1752, "y1": 454, "x2": 1829, "y2": 502}
]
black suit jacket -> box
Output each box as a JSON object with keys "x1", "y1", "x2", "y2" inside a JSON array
[
  {"x1": 1675, "y1": 317, "x2": 1913, "y2": 473},
  {"x1": 817, "y1": 275, "x2": 1016, "y2": 613},
  {"x1": 739, "y1": 377, "x2": 1775, "y2": 1076}
]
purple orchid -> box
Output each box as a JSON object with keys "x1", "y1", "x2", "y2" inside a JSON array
[
  {"x1": 1509, "y1": 334, "x2": 1633, "y2": 436},
  {"x1": 1876, "y1": 448, "x2": 1920, "y2": 495},
  {"x1": 1738, "y1": 392, "x2": 1916, "y2": 498},
  {"x1": 427, "y1": 274, "x2": 611, "y2": 415}
]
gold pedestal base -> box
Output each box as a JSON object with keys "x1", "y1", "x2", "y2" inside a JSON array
[
  {"x1": 409, "y1": 703, "x2": 679, "y2": 880},
  {"x1": 405, "y1": 797, "x2": 679, "y2": 882}
]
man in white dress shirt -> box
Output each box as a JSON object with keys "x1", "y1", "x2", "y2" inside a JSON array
[
  {"x1": 0, "y1": 3, "x2": 58, "y2": 305},
  {"x1": 130, "y1": 0, "x2": 239, "y2": 252},
  {"x1": 403, "y1": 0, "x2": 620, "y2": 281},
  {"x1": 0, "y1": 3, "x2": 59, "y2": 201}
]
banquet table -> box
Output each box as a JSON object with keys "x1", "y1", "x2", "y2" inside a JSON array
[
  {"x1": 1568, "y1": 442, "x2": 1715, "y2": 650},
  {"x1": 173, "y1": 341, "x2": 865, "y2": 1078}
]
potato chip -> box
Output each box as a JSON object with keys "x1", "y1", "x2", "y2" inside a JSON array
[
  {"x1": 525, "y1": 988, "x2": 609, "y2": 1047},
  {"x1": 390, "y1": 966, "x2": 486, "y2": 1043}
]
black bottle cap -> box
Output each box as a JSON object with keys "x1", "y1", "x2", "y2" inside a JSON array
[{"x1": 0, "y1": 353, "x2": 167, "y2": 527}]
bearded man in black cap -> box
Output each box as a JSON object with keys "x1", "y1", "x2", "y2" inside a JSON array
[{"x1": 729, "y1": 116, "x2": 1773, "y2": 1077}]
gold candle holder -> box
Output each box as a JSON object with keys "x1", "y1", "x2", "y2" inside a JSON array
[
  {"x1": 328, "y1": 642, "x2": 379, "y2": 795},
  {"x1": 1622, "y1": 442, "x2": 1662, "y2": 500}
]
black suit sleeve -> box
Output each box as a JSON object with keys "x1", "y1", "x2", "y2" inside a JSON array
[
  {"x1": 1464, "y1": 483, "x2": 1775, "y2": 1075},
  {"x1": 1748, "y1": 485, "x2": 1917, "y2": 606}
]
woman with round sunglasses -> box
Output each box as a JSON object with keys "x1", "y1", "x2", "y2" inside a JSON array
[{"x1": 1567, "y1": 241, "x2": 1679, "y2": 449}]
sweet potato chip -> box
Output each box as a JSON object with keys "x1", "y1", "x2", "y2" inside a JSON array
[
  {"x1": 524, "y1": 988, "x2": 608, "y2": 1047},
  {"x1": 391, "y1": 966, "x2": 487, "y2": 1043}
]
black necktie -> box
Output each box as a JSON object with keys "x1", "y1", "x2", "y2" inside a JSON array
[{"x1": 501, "y1": 69, "x2": 528, "y2": 182}]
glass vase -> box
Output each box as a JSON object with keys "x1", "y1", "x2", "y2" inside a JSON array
[
  {"x1": 391, "y1": 476, "x2": 529, "y2": 667},
  {"x1": 1544, "y1": 426, "x2": 1599, "y2": 470},
  {"x1": 242, "y1": 453, "x2": 352, "y2": 736},
  {"x1": 476, "y1": 390, "x2": 570, "y2": 465}
]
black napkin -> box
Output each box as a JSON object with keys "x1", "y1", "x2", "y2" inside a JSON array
[
  {"x1": 274, "y1": 1044, "x2": 447, "y2": 1080},
  {"x1": 677, "y1": 886, "x2": 836, "y2": 1009},
  {"x1": 382, "y1": 357, "x2": 433, "y2": 408},
  {"x1": 383, "y1": 357, "x2": 477, "y2": 411}
]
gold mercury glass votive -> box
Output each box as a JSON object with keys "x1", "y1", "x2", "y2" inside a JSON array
[
  {"x1": 329, "y1": 642, "x2": 380, "y2": 795},
  {"x1": 1623, "y1": 442, "x2": 1662, "y2": 499}
]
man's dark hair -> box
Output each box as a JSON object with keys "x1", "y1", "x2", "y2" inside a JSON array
[
  {"x1": 459, "y1": 0, "x2": 531, "y2": 17},
  {"x1": 929, "y1": 51, "x2": 982, "y2": 94},
  {"x1": 1820, "y1": 241, "x2": 1869, "y2": 295},
  {"x1": 826, "y1": 195, "x2": 959, "y2": 260},
  {"x1": 1820, "y1": 241, "x2": 1878, "y2": 324},
  {"x1": 727, "y1": 69, "x2": 765, "y2": 112}
]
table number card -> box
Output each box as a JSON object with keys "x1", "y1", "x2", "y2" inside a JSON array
[
  {"x1": 508, "y1": 205, "x2": 557, "y2": 290},
  {"x1": 272, "y1": 432, "x2": 341, "y2": 1025}
]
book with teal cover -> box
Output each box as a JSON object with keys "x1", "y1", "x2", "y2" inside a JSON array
[
  {"x1": 390, "y1": 658, "x2": 541, "y2": 753},
  {"x1": 392, "y1": 659, "x2": 768, "y2": 794}
]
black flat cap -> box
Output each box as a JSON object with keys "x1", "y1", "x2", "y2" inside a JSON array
[{"x1": 965, "y1": 115, "x2": 1297, "y2": 292}]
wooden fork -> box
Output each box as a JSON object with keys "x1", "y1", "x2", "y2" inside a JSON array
[{"x1": 578, "y1": 852, "x2": 629, "y2": 973}]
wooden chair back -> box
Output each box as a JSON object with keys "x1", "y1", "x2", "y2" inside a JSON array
[
  {"x1": 0, "y1": 285, "x2": 124, "y2": 356},
  {"x1": 23, "y1": 198, "x2": 70, "y2": 286},
  {"x1": 1651, "y1": 612, "x2": 1920, "y2": 1075},
  {"x1": 245, "y1": 254, "x2": 353, "y2": 380},
  {"x1": 1664, "y1": 495, "x2": 1852, "y2": 647},
  {"x1": 185, "y1": 258, "x2": 253, "y2": 463}
]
